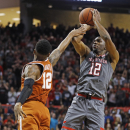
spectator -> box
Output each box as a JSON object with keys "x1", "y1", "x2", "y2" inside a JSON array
[
  {"x1": 8, "y1": 87, "x2": 17, "y2": 104},
  {"x1": 113, "y1": 73, "x2": 125, "y2": 86},
  {"x1": 6, "y1": 120, "x2": 12, "y2": 129},
  {"x1": 122, "y1": 82, "x2": 130, "y2": 106},
  {"x1": 0, "y1": 69, "x2": 3, "y2": 83},
  {"x1": 0, "y1": 116, "x2": 2, "y2": 130},
  {"x1": 105, "y1": 110, "x2": 114, "y2": 124},
  {"x1": 17, "y1": 19, "x2": 25, "y2": 33},
  {"x1": 105, "y1": 118, "x2": 113, "y2": 130},
  {"x1": 53, "y1": 87, "x2": 62, "y2": 105},
  {"x1": 58, "y1": 114, "x2": 65, "y2": 130},
  {"x1": 50, "y1": 113, "x2": 58, "y2": 130},
  {"x1": 62, "y1": 87, "x2": 72, "y2": 107},
  {"x1": 0, "y1": 103, "x2": 4, "y2": 113},
  {"x1": 49, "y1": 101, "x2": 58, "y2": 114},
  {"x1": 3, "y1": 126, "x2": 8, "y2": 130},
  {"x1": 67, "y1": 81, "x2": 76, "y2": 96},
  {"x1": 0, "y1": 83, "x2": 8, "y2": 104},
  {"x1": 107, "y1": 88, "x2": 116, "y2": 107},
  {"x1": 116, "y1": 86, "x2": 126, "y2": 106},
  {"x1": 125, "y1": 122, "x2": 130, "y2": 130},
  {"x1": 3, "y1": 114, "x2": 14, "y2": 125},
  {"x1": 16, "y1": 87, "x2": 21, "y2": 97}
]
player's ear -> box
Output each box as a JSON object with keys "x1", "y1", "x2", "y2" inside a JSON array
[
  {"x1": 33, "y1": 49, "x2": 36, "y2": 55},
  {"x1": 48, "y1": 53, "x2": 50, "y2": 57},
  {"x1": 33, "y1": 49, "x2": 37, "y2": 60}
]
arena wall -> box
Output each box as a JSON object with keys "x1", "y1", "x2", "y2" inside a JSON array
[{"x1": 39, "y1": 9, "x2": 130, "y2": 31}]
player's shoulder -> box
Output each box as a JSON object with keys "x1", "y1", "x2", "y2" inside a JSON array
[
  {"x1": 25, "y1": 64, "x2": 40, "y2": 72},
  {"x1": 28, "y1": 59, "x2": 51, "y2": 65}
]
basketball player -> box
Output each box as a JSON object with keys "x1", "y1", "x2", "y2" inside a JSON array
[
  {"x1": 61, "y1": 9, "x2": 119, "y2": 130},
  {"x1": 14, "y1": 26, "x2": 86, "y2": 130}
]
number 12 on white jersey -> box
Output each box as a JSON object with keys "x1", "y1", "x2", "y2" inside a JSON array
[{"x1": 42, "y1": 72, "x2": 52, "y2": 89}]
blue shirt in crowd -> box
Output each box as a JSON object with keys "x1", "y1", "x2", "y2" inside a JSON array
[{"x1": 50, "y1": 118, "x2": 58, "y2": 130}]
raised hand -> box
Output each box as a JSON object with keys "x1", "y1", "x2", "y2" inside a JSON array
[
  {"x1": 80, "y1": 24, "x2": 93, "y2": 31},
  {"x1": 70, "y1": 26, "x2": 86, "y2": 37},
  {"x1": 91, "y1": 9, "x2": 101, "y2": 23}
]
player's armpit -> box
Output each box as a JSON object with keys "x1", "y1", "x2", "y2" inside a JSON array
[
  {"x1": 24, "y1": 64, "x2": 40, "y2": 80},
  {"x1": 48, "y1": 49, "x2": 61, "y2": 67},
  {"x1": 72, "y1": 35, "x2": 91, "y2": 57}
]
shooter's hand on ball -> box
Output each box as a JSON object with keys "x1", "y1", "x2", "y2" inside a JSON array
[{"x1": 91, "y1": 9, "x2": 101, "y2": 23}]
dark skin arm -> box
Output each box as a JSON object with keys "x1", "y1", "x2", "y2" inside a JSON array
[
  {"x1": 48, "y1": 26, "x2": 86, "y2": 66},
  {"x1": 71, "y1": 14, "x2": 101, "y2": 64},
  {"x1": 91, "y1": 9, "x2": 119, "y2": 70},
  {"x1": 14, "y1": 64, "x2": 40, "y2": 120},
  {"x1": 71, "y1": 34, "x2": 91, "y2": 64}
]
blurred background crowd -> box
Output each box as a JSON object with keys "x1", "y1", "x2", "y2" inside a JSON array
[{"x1": 0, "y1": 21, "x2": 130, "y2": 130}]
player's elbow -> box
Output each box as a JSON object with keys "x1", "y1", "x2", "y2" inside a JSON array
[
  {"x1": 113, "y1": 51, "x2": 119, "y2": 64},
  {"x1": 102, "y1": 35, "x2": 111, "y2": 42},
  {"x1": 116, "y1": 51, "x2": 119, "y2": 63}
]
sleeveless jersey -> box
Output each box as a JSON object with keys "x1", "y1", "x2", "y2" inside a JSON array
[
  {"x1": 21, "y1": 59, "x2": 53, "y2": 105},
  {"x1": 77, "y1": 51, "x2": 113, "y2": 99}
]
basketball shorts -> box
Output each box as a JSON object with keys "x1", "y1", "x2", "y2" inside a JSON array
[
  {"x1": 61, "y1": 95, "x2": 105, "y2": 130},
  {"x1": 18, "y1": 100, "x2": 50, "y2": 130}
]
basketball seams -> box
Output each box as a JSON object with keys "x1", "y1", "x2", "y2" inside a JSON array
[
  {"x1": 80, "y1": 20, "x2": 85, "y2": 24},
  {"x1": 87, "y1": 17, "x2": 94, "y2": 26},
  {"x1": 82, "y1": 12, "x2": 86, "y2": 24},
  {"x1": 85, "y1": 9, "x2": 91, "y2": 23},
  {"x1": 79, "y1": 8, "x2": 94, "y2": 25}
]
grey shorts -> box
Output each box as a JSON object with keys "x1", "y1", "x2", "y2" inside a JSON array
[{"x1": 61, "y1": 95, "x2": 105, "y2": 130}]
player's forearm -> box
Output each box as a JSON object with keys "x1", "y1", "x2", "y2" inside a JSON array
[
  {"x1": 48, "y1": 32, "x2": 74, "y2": 66},
  {"x1": 57, "y1": 32, "x2": 74, "y2": 54},
  {"x1": 94, "y1": 20, "x2": 111, "y2": 40},
  {"x1": 73, "y1": 35, "x2": 84, "y2": 43},
  {"x1": 71, "y1": 35, "x2": 84, "y2": 55},
  {"x1": 17, "y1": 78, "x2": 34, "y2": 105},
  {"x1": 94, "y1": 20, "x2": 119, "y2": 61}
]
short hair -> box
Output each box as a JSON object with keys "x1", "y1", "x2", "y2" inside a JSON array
[{"x1": 35, "y1": 39, "x2": 52, "y2": 55}]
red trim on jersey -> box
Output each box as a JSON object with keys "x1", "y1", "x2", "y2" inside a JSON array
[
  {"x1": 78, "y1": 93, "x2": 103, "y2": 101},
  {"x1": 98, "y1": 54, "x2": 105, "y2": 57},
  {"x1": 100, "y1": 128, "x2": 104, "y2": 130},
  {"x1": 63, "y1": 121, "x2": 66, "y2": 123},
  {"x1": 62, "y1": 126, "x2": 75, "y2": 130}
]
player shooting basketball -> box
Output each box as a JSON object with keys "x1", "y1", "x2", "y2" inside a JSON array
[
  {"x1": 14, "y1": 26, "x2": 86, "y2": 130},
  {"x1": 61, "y1": 9, "x2": 119, "y2": 130}
]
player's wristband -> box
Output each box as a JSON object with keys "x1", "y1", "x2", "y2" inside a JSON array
[{"x1": 17, "y1": 78, "x2": 34, "y2": 105}]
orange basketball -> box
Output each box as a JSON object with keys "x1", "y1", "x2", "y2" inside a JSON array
[{"x1": 79, "y1": 8, "x2": 94, "y2": 26}]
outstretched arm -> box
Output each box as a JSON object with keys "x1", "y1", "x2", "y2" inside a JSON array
[
  {"x1": 92, "y1": 9, "x2": 119, "y2": 70},
  {"x1": 48, "y1": 27, "x2": 86, "y2": 66}
]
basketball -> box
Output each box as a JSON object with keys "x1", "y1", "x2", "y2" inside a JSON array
[{"x1": 79, "y1": 8, "x2": 94, "y2": 26}]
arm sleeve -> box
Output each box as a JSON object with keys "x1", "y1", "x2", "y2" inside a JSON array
[{"x1": 17, "y1": 78, "x2": 34, "y2": 105}]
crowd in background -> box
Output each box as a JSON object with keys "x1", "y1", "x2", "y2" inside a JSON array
[{"x1": 0, "y1": 21, "x2": 130, "y2": 130}]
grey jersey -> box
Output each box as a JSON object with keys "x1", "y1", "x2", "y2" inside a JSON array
[{"x1": 77, "y1": 51, "x2": 113, "y2": 99}]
